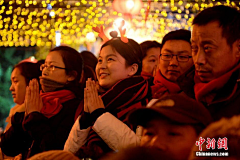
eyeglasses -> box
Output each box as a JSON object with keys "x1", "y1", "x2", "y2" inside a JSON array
[
  {"x1": 160, "y1": 54, "x2": 192, "y2": 62},
  {"x1": 40, "y1": 64, "x2": 67, "y2": 71}
]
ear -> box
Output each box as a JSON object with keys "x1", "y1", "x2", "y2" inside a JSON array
[
  {"x1": 128, "y1": 63, "x2": 138, "y2": 76},
  {"x1": 67, "y1": 71, "x2": 77, "y2": 82}
]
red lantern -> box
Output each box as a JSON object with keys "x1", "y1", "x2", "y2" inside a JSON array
[{"x1": 113, "y1": 0, "x2": 143, "y2": 18}]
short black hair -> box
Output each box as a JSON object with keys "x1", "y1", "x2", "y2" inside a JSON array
[
  {"x1": 140, "y1": 41, "x2": 161, "y2": 58},
  {"x1": 161, "y1": 29, "x2": 191, "y2": 51},
  {"x1": 193, "y1": 5, "x2": 240, "y2": 46}
]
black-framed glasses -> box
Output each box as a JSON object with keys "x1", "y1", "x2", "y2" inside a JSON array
[
  {"x1": 160, "y1": 54, "x2": 192, "y2": 62},
  {"x1": 40, "y1": 64, "x2": 67, "y2": 71}
]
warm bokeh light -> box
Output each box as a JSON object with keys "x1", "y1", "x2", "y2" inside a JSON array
[{"x1": 0, "y1": 0, "x2": 239, "y2": 47}]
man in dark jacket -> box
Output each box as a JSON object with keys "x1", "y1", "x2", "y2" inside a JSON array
[{"x1": 178, "y1": 5, "x2": 240, "y2": 121}]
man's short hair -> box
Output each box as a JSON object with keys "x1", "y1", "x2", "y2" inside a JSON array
[
  {"x1": 193, "y1": 5, "x2": 240, "y2": 46},
  {"x1": 161, "y1": 29, "x2": 191, "y2": 51}
]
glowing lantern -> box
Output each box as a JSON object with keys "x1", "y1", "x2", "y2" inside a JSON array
[{"x1": 113, "y1": 0, "x2": 143, "y2": 18}]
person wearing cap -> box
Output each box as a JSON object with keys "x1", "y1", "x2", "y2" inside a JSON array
[
  {"x1": 128, "y1": 94, "x2": 212, "y2": 160},
  {"x1": 178, "y1": 5, "x2": 240, "y2": 121},
  {"x1": 189, "y1": 115, "x2": 240, "y2": 160},
  {"x1": 151, "y1": 29, "x2": 193, "y2": 99}
]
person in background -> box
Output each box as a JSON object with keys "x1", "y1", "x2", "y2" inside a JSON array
[
  {"x1": 151, "y1": 29, "x2": 193, "y2": 99},
  {"x1": 140, "y1": 41, "x2": 161, "y2": 79},
  {"x1": 189, "y1": 115, "x2": 240, "y2": 159},
  {"x1": 79, "y1": 50, "x2": 98, "y2": 85},
  {"x1": 1, "y1": 46, "x2": 84, "y2": 159},
  {"x1": 178, "y1": 5, "x2": 240, "y2": 121},
  {"x1": 5, "y1": 61, "x2": 42, "y2": 132},
  {"x1": 128, "y1": 94, "x2": 212, "y2": 160},
  {"x1": 64, "y1": 34, "x2": 151, "y2": 159},
  {"x1": 74, "y1": 50, "x2": 98, "y2": 120}
]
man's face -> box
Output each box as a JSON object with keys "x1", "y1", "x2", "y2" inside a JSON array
[
  {"x1": 159, "y1": 40, "x2": 193, "y2": 82},
  {"x1": 191, "y1": 21, "x2": 240, "y2": 82},
  {"x1": 140, "y1": 118, "x2": 197, "y2": 160}
]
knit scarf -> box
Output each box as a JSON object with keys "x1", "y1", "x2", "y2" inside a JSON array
[
  {"x1": 79, "y1": 76, "x2": 150, "y2": 159},
  {"x1": 40, "y1": 77, "x2": 66, "y2": 92},
  {"x1": 194, "y1": 63, "x2": 240, "y2": 104},
  {"x1": 151, "y1": 70, "x2": 181, "y2": 98},
  {"x1": 40, "y1": 90, "x2": 76, "y2": 118}
]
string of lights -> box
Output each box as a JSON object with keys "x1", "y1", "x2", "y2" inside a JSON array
[{"x1": 0, "y1": 0, "x2": 239, "y2": 47}]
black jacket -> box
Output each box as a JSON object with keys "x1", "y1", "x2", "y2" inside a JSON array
[
  {"x1": 0, "y1": 98, "x2": 81, "y2": 159},
  {"x1": 178, "y1": 66, "x2": 240, "y2": 121}
]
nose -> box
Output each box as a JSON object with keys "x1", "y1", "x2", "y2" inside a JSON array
[
  {"x1": 98, "y1": 60, "x2": 107, "y2": 69},
  {"x1": 194, "y1": 48, "x2": 207, "y2": 66},
  {"x1": 9, "y1": 83, "x2": 14, "y2": 91},
  {"x1": 149, "y1": 135, "x2": 167, "y2": 151},
  {"x1": 169, "y1": 55, "x2": 179, "y2": 66},
  {"x1": 42, "y1": 68, "x2": 49, "y2": 76}
]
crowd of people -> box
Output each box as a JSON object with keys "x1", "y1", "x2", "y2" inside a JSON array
[{"x1": 0, "y1": 5, "x2": 240, "y2": 160}]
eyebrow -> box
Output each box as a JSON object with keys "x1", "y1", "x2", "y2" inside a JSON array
[
  {"x1": 201, "y1": 40, "x2": 216, "y2": 45},
  {"x1": 11, "y1": 77, "x2": 17, "y2": 80},
  {"x1": 192, "y1": 39, "x2": 216, "y2": 45},
  {"x1": 99, "y1": 54, "x2": 118, "y2": 58},
  {"x1": 162, "y1": 49, "x2": 190, "y2": 54},
  {"x1": 149, "y1": 55, "x2": 158, "y2": 58}
]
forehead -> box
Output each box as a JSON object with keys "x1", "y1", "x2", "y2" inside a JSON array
[
  {"x1": 144, "y1": 117, "x2": 190, "y2": 129},
  {"x1": 161, "y1": 40, "x2": 191, "y2": 53},
  {"x1": 146, "y1": 47, "x2": 160, "y2": 56},
  {"x1": 191, "y1": 21, "x2": 223, "y2": 43},
  {"x1": 11, "y1": 68, "x2": 23, "y2": 78},
  {"x1": 100, "y1": 45, "x2": 119, "y2": 57},
  {"x1": 46, "y1": 51, "x2": 64, "y2": 64}
]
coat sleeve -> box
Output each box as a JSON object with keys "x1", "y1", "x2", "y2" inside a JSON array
[
  {"x1": 22, "y1": 108, "x2": 76, "y2": 152},
  {"x1": 64, "y1": 115, "x2": 90, "y2": 154},
  {"x1": 0, "y1": 112, "x2": 32, "y2": 157},
  {"x1": 92, "y1": 112, "x2": 141, "y2": 151}
]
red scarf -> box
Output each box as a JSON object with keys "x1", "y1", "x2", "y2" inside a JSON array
[
  {"x1": 40, "y1": 90, "x2": 76, "y2": 118},
  {"x1": 151, "y1": 70, "x2": 181, "y2": 98},
  {"x1": 78, "y1": 76, "x2": 150, "y2": 159},
  {"x1": 194, "y1": 63, "x2": 240, "y2": 104},
  {"x1": 141, "y1": 71, "x2": 153, "y2": 80}
]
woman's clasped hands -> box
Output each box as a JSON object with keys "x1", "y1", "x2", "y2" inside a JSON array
[
  {"x1": 84, "y1": 78, "x2": 105, "y2": 113},
  {"x1": 25, "y1": 79, "x2": 43, "y2": 115}
]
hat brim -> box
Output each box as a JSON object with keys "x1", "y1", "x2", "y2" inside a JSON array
[{"x1": 128, "y1": 107, "x2": 201, "y2": 127}]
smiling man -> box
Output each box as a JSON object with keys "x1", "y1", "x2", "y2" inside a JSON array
[
  {"x1": 151, "y1": 29, "x2": 193, "y2": 98},
  {"x1": 178, "y1": 5, "x2": 240, "y2": 121}
]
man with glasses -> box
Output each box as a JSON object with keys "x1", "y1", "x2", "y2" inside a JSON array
[
  {"x1": 151, "y1": 29, "x2": 193, "y2": 99},
  {"x1": 178, "y1": 5, "x2": 240, "y2": 121}
]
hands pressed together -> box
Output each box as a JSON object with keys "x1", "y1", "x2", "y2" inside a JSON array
[
  {"x1": 84, "y1": 78, "x2": 105, "y2": 113},
  {"x1": 25, "y1": 79, "x2": 43, "y2": 115}
]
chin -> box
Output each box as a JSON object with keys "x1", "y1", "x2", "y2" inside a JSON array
[
  {"x1": 199, "y1": 77, "x2": 211, "y2": 83},
  {"x1": 167, "y1": 77, "x2": 178, "y2": 82}
]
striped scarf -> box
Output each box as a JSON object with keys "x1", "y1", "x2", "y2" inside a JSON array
[{"x1": 79, "y1": 76, "x2": 150, "y2": 159}]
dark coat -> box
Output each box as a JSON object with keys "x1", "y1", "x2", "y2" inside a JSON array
[
  {"x1": 0, "y1": 98, "x2": 81, "y2": 159},
  {"x1": 178, "y1": 66, "x2": 240, "y2": 121}
]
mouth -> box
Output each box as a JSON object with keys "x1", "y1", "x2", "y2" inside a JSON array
[
  {"x1": 167, "y1": 70, "x2": 180, "y2": 74},
  {"x1": 196, "y1": 70, "x2": 210, "y2": 74},
  {"x1": 99, "y1": 73, "x2": 109, "y2": 79},
  {"x1": 196, "y1": 70, "x2": 211, "y2": 77},
  {"x1": 12, "y1": 94, "x2": 16, "y2": 98}
]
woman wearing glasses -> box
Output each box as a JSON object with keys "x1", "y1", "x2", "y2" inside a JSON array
[
  {"x1": 151, "y1": 29, "x2": 193, "y2": 99},
  {"x1": 1, "y1": 46, "x2": 83, "y2": 159}
]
